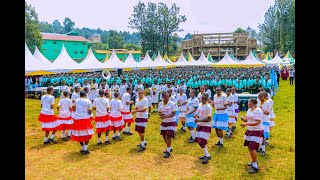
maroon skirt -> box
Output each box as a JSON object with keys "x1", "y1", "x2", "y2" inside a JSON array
[
  {"x1": 244, "y1": 130, "x2": 264, "y2": 151},
  {"x1": 160, "y1": 121, "x2": 177, "y2": 138}
]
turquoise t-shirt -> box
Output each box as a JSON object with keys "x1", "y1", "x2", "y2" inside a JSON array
[
  {"x1": 242, "y1": 79, "x2": 247, "y2": 88},
  {"x1": 235, "y1": 83, "x2": 243, "y2": 90},
  {"x1": 261, "y1": 79, "x2": 266, "y2": 89},
  {"x1": 266, "y1": 79, "x2": 272, "y2": 89}
]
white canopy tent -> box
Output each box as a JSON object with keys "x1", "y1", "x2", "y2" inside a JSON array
[
  {"x1": 264, "y1": 52, "x2": 290, "y2": 67},
  {"x1": 212, "y1": 52, "x2": 239, "y2": 67},
  {"x1": 48, "y1": 44, "x2": 82, "y2": 73},
  {"x1": 101, "y1": 49, "x2": 125, "y2": 70},
  {"x1": 33, "y1": 46, "x2": 52, "y2": 65},
  {"x1": 191, "y1": 51, "x2": 213, "y2": 66},
  {"x1": 153, "y1": 52, "x2": 174, "y2": 68},
  {"x1": 76, "y1": 48, "x2": 104, "y2": 71},
  {"x1": 25, "y1": 44, "x2": 53, "y2": 75},
  {"x1": 238, "y1": 51, "x2": 265, "y2": 67},
  {"x1": 122, "y1": 52, "x2": 139, "y2": 70},
  {"x1": 174, "y1": 53, "x2": 190, "y2": 66},
  {"x1": 135, "y1": 52, "x2": 157, "y2": 69}
]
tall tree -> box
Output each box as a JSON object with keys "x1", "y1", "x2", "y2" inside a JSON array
[
  {"x1": 25, "y1": 2, "x2": 42, "y2": 53},
  {"x1": 63, "y1": 17, "x2": 75, "y2": 33},
  {"x1": 129, "y1": 1, "x2": 186, "y2": 55},
  {"x1": 108, "y1": 30, "x2": 124, "y2": 49},
  {"x1": 51, "y1": 20, "x2": 63, "y2": 33},
  {"x1": 129, "y1": 1, "x2": 147, "y2": 53},
  {"x1": 258, "y1": 5, "x2": 279, "y2": 56}
]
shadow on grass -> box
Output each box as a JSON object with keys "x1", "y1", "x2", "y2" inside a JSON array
[
  {"x1": 62, "y1": 151, "x2": 90, "y2": 162},
  {"x1": 128, "y1": 147, "x2": 146, "y2": 155},
  {"x1": 193, "y1": 158, "x2": 212, "y2": 175},
  {"x1": 29, "y1": 138, "x2": 69, "y2": 150}
]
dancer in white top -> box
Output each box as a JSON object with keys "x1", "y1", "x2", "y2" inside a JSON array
[
  {"x1": 159, "y1": 92, "x2": 177, "y2": 158},
  {"x1": 176, "y1": 88, "x2": 188, "y2": 132},
  {"x1": 72, "y1": 91, "x2": 94, "y2": 155},
  {"x1": 231, "y1": 86, "x2": 239, "y2": 122},
  {"x1": 109, "y1": 92, "x2": 124, "y2": 141},
  {"x1": 121, "y1": 87, "x2": 134, "y2": 135},
  {"x1": 93, "y1": 89, "x2": 111, "y2": 145},
  {"x1": 225, "y1": 88, "x2": 235, "y2": 139},
  {"x1": 57, "y1": 91, "x2": 73, "y2": 140},
  {"x1": 240, "y1": 98, "x2": 264, "y2": 174},
  {"x1": 257, "y1": 91, "x2": 271, "y2": 156},
  {"x1": 197, "y1": 86, "x2": 205, "y2": 101},
  {"x1": 194, "y1": 93, "x2": 213, "y2": 164},
  {"x1": 132, "y1": 89, "x2": 149, "y2": 152},
  {"x1": 210, "y1": 86, "x2": 228, "y2": 148},
  {"x1": 38, "y1": 86, "x2": 59, "y2": 145},
  {"x1": 185, "y1": 89, "x2": 199, "y2": 143}
]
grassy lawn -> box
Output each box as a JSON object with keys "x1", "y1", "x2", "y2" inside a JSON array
[{"x1": 25, "y1": 79, "x2": 294, "y2": 179}]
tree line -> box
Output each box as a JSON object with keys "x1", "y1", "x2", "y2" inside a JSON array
[{"x1": 257, "y1": 0, "x2": 295, "y2": 55}]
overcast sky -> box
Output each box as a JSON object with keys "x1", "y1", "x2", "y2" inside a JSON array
[{"x1": 26, "y1": 0, "x2": 275, "y2": 37}]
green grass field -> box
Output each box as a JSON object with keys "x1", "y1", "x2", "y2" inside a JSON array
[{"x1": 25, "y1": 79, "x2": 295, "y2": 179}]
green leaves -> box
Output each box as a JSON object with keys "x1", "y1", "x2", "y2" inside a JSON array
[
  {"x1": 25, "y1": 2, "x2": 42, "y2": 53},
  {"x1": 129, "y1": 2, "x2": 186, "y2": 56}
]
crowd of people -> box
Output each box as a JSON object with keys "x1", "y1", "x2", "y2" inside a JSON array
[
  {"x1": 26, "y1": 66, "x2": 288, "y2": 96},
  {"x1": 36, "y1": 66, "x2": 280, "y2": 174}
]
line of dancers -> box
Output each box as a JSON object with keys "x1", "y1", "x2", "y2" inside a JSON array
[{"x1": 38, "y1": 85, "x2": 275, "y2": 174}]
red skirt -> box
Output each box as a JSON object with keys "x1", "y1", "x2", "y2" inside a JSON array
[
  {"x1": 195, "y1": 137, "x2": 208, "y2": 146},
  {"x1": 71, "y1": 135, "x2": 92, "y2": 142},
  {"x1": 72, "y1": 118, "x2": 93, "y2": 130},
  {"x1": 57, "y1": 116, "x2": 73, "y2": 130},
  {"x1": 94, "y1": 114, "x2": 109, "y2": 122},
  {"x1": 160, "y1": 121, "x2": 177, "y2": 138},
  {"x1": 38, "y1": 114, "x2": 58, "y2": 122}
]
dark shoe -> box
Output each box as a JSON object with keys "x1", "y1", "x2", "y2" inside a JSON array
[
  {"x1": 105, "y1": 141, "x2": 110, "y2": 145},
  {"x1": 188, "y1": 138, "x2": 195, "y2": 143},
  {"x1": 137, "y1": 146, "x2": 146, "y2": 152},
  {"x1": 219, "y1": 143, "x2": 224, "y2": 148},
  {"x1": 226, "y1": 133, "x2": 231, "y2": 139},
  {"x1": 81, "y1": 150, "x2": 90, "y2": 155},
  {"x1": 248, "y1": 167, "x2": 259, "y2": 174},
  {"x1": 248, "y1": 162, "x2": 253, "y2": 166},
  {"x1": 260, "y1": 151, "x2": 266, "y2": 156},
  {"x1": 122, "y1": 131, "x2": 128, "y2": 135},
  {"x1": 199, "y1": 156, "x2": 211, "y2": 160},
  {"x1": 202, "y1": 156, "x2": 210, "y2": 164},
  {"x1": 180, "y1": 127, "x2": 186, "y2": 132},
  {"x1": 116, "y1": 136, "x2": 122, "y2": 141},
  {"x1": 215, "y1": 141, "x2": 221, "y2": 145},
  {"x1": 80, "y1": 149, "x2": 84, "y2": 153},
  {"x1": 112, "y1": 136, "x2": 117, "y2": 140},
  {"x1": 163, "y1": 149, "x2": 172, "y2": 153},
  {"x1": 97, "y1": 142, "x2": 102, "y2": 145},
  {"x1": 231, "y1": 126, "x2": 236, "y2": 131},
  {"x1": 126, "y1": 131, "x2": 133, "y2": 136},
  {"x1": 48, "y1": 138, "x2": 57, "y2": 144},
  {"x1": 164, "y1": 151, "x2": 171, "y2": 158},
  {"x1": 44, "y1": 141, "x2": 50, "y2": 145},
  {"x1": 67, "y1": 136, "x2": 71, "y2": 140}
]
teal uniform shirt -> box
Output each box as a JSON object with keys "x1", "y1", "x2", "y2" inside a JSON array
[
  {"x1": 141, "y1": 78, "x2": 146, "y2": 84},
  {"x1": 261, "y1": 79, "x2": 266, "y2": 89},
  {"x1": 266, "y1": 79, "x2": 272, "y2": 89},
  {"x1": 190, "y1": 80, "x2": 195, "y2": 89},
  {"x1": 235, "y1": 82, "x2": 243, "y2": 90},
  {"x1": 217, "y1": 80, "x2": 223, "y2": 87},
  {"x1": 116, "y1": 78, "x2": 121, "y2": 85},
  {"x1": 242, "y1": 79, "x2": 247, "y2": 88}
]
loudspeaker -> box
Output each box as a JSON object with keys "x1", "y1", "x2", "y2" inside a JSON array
[{"x1": 117, "y1": 69, "x2": 123, "y2": 76}]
